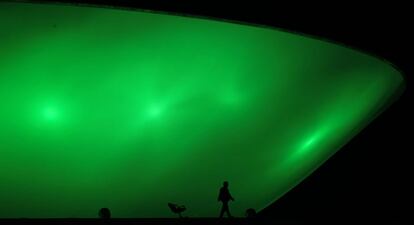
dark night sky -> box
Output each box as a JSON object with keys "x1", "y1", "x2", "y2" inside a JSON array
[{"x1": 11, "y1": 0, "x2": 414, "y2": 223}]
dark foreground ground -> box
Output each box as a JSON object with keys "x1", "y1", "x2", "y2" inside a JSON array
[
  {"x1": 0, "y1": 218, "x2": 411, "y2": 225},
  {"x1": 0, "y1": 218, "x2": 321, "y2": 225}
]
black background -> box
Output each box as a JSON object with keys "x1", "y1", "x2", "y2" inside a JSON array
[{"x1": 11, "y1": 0, "x2": 414, "y2": 223}]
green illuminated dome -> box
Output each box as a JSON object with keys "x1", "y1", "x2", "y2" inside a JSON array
[{"x1": 0, "y1": 2, "x2": 404, "y2": 218}]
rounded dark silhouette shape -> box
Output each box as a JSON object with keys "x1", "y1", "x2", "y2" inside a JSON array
[
  {"x1": 98, "y1": 208, "x2": 111, "y2": 219},
  {"x1": 245, "y1": 208, "x2": 257, "y2": 218}
]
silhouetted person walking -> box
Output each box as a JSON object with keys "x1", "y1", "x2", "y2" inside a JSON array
[{"x1": 218, "y1": 181, "x2": 234, "y2": 218}]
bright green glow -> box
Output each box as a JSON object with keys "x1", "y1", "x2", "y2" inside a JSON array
[
  {"x1": 0, "y1": 2, "x2": 405, "y2": 218},
  {"x1": 43, "y1": 107, "x2": 58, "y2": 120},
  {"x1": 147, "y1": 104, "x2": 164, "y2": 118}
]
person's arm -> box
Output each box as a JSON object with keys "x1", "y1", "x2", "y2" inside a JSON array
[{"x1": 229, "y1": 190, "x2": 234, "y2": 201}]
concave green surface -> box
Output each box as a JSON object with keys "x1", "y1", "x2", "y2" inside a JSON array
[{"x1": 0, "y1": 2, "x2": 404, "y2": 218}]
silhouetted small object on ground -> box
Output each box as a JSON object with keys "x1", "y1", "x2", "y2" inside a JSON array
[
  {"x1": 168, "y1": 203, "x2": 186, "y2": 218},
  {"x1": 218, "y1": 181, "x2": 234, "y2": 218},
  {"x1": 98, "y1": 208, "x2": 111, "y2": 219},
  {"x1": 245, "y1": 208, "x2": 257, "y2": 218}
]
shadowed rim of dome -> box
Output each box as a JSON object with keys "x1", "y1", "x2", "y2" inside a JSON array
[{"x1": 2, "y1": 0, "x2": 408, "y2": 87}]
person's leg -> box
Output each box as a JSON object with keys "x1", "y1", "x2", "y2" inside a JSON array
[
  {"x1": 219, "y1": 203, "x2": 225, "y2": 218},
  {"x1": 222, "y1": 202, "x2": 231, "y2": 218},
  {"x1": 225, "y1": 203, "x2": 232, "y2": 218}
]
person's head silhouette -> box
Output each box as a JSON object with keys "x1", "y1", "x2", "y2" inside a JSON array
[{"x1": 223, "y1": 181, "x2": 229, "y2": 188}]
